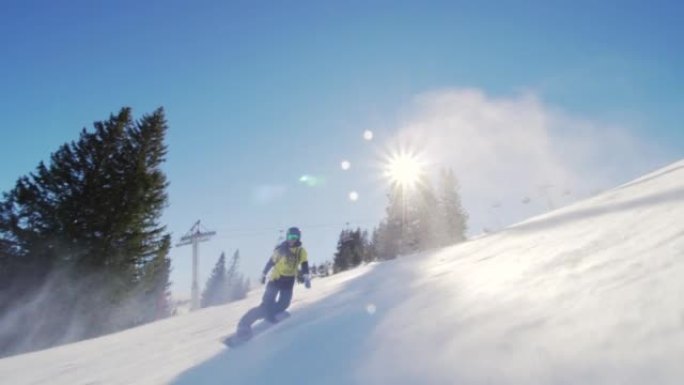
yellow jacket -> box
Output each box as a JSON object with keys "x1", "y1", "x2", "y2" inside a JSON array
[{"x1": 267, "y1": 242, "x2": 308, "y2": 280}]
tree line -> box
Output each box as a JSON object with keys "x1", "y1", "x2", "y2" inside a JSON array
[
  {"x1": 328, "y1": 170, "x2": 468, "y2": 274},
  {"x1": 200, "y1": 250, "x2": 250, "y2": 308}
]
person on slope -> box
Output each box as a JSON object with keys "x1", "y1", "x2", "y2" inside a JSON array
[{"x1": 235, "y1": 227, "x2": 311, "y2": 338}]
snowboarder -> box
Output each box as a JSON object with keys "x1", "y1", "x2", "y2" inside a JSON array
[{"x1": 234, "y1": 226, "x2": 311, "y2": 340}]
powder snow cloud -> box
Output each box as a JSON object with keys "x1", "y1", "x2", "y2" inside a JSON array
[{"x1": 392, "y1": 88, "x2": 669, "y2": 232}]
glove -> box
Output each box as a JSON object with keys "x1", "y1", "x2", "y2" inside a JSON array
[
  {"x1": 303, "y1": 274, "x2": 311, "y2": 289},
  {"x1": 260, "y1": 274, "x2": 267, "y2": 285}
]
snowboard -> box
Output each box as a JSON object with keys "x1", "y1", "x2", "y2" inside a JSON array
[{"x1": 222, "y1": 311, "x2": 291, "y2": 348}]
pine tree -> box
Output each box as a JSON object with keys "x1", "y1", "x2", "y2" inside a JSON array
[
  {"x1": 373, "y1": 186, "x2": 405, "y2": 259},
  {"x1": 226, "y1": 249, "x2": 248, "y2": 301},
  {"x1": 0, "y1": 107, "x2": 172, "y2": 355},
  {"x1": 412, "y1": 176, "x2": 441, "y2": 251},
  {"x1": 225, "y1": 249, "x2": 239, "y2": 286},
  {"x1": 437, "y1": 169, "x2": 468, "y2": 245},
  {"x1": 350, "y1": 228, "x2": 366, "y2": 267},
  {"x1": 201, "y1": 252, "x2": 228, "y2": 308},
  {"x1": 367, "y1": 227, "x2": 380, "y2": 262},
  {"x1": 333, "y1": 228, "x2": 369, "y2": 273},
  {"x1": 201, "y1": 249, "x2": 248, "y2": 307},
  {"x1": 360, "y1": 229, "x2": 373, "y2": 263},
  {"x1": 333, "y1": 229, "x2": 352, "y2": 273},
  {"x1": 371, "y1": 171, "x2": 466, "y2": 260},
  {"x1": 230, "y1": 275, "x2": 249, "y2": 301}
]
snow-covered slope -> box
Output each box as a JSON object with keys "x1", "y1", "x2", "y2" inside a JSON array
[{"x1": 2, "y1": 160, "x2": 684, "y2": 385}]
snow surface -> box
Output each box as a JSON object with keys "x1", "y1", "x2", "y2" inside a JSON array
[{"x1": 2, "y1": 160, "x2": 684, "y2": 385}]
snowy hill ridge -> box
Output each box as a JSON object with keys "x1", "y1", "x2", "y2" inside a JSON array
[{"x1": 2, "y1": 160, "x2": 684, "y2": 385}]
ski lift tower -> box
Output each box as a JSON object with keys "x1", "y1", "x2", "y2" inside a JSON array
[{"x1": 176, "y1": 220, "x2": 216, "y2": 310}]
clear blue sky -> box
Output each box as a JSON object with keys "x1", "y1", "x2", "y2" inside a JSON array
[{"x1": 1, "y1": 0, "x2": 682, "y2": 297}]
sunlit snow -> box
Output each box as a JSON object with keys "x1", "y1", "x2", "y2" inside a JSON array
[{"x1": 2, "y1": 160, "x2": 684, "y2": 385}]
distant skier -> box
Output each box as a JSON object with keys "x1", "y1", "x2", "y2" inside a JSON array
[{"x1": 234, "y1": 226, "x2": 311, "y2": 339}]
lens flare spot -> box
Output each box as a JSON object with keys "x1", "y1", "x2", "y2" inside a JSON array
[{"x1": 299, "y1": 175, "x2": 325, "y2": 187}]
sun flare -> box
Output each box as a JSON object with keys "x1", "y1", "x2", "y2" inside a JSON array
[{"x1": 384, "y1": 150, "x2": 425, "y2": 189}]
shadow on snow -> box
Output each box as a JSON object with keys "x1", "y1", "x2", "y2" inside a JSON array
[{"x1": 171, "y1": 258, "x2": 419, "y2": 385}]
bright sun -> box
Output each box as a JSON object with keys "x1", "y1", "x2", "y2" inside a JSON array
[{"x1": 384, "y1": 150, "x2": 424, "y2": 189}]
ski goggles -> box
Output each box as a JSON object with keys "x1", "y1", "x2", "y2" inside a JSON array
[{"x1": 286, "y1": 233, "x2": 300, "y2": 241}]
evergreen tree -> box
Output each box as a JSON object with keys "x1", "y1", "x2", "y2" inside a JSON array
[
  {"x1": 229, "y1": 275, "x2": 249, "y2": 301},
  {"x1": 201, "y1": 249, "x2": 248, "y2": 308},
  {"x1": 437, "y1": 169, "x2": 468, "y2": 245},
  {"x1": 360, "y1": 229, "x2": 373, "y2": 263},
  {"x1": 411, "y1": 176, "x2": 442, "y2": 251},
  {"x1": 351, "y1": 228, "x2": 367, "y2": 267},
  {"x1": 226, "y1": 249, "x2": 248, "y2": 301},
  {"x1": 372, "y1": 186, "x2": 405, "y2": 259},
  {"x1": 0, "y1": 107, "x2": 171, "y2": 355},
  {"x1": 370, "y1": 170, "x2": 468, "y2": 261},
  {"x1": 333, "y1": 228, "x2": 369, "y2": 273},
  {"x1": 201, "y1": 252, "x2": 228, "y2": 308},
  {"x1": 225, "y1": 249, "x2": 239, "y2": 286},
  {"x1": 367, "y1": 227, "x2": 380, "y2": 262},
  {"x1": 333, "y1": 229, "x2": 352, "y2": 273}
]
